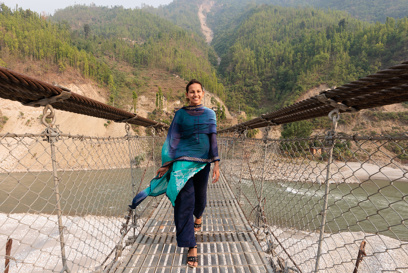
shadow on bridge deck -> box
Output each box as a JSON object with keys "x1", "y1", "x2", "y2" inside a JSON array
[{"x1": 109, "y1": 177, "x2": 273, "y2": 272}]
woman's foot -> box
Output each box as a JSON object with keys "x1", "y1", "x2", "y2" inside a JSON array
[
  {"x1": 194, "y1": 217, "x2": 202, "y2": 232},
  {"x1": 187, "y1": 246, "x2": 198, "y2": 268}
]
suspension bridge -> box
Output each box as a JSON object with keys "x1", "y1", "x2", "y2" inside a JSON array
[{"x1": 0, "y1": 62, "x2": 407, "y2": 272}]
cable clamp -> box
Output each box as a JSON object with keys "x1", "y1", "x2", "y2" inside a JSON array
[
  {"x1": 118, "y1": 114, "x2": 139, "y2": 123},
  {"x1": 24, "y1": 90, "x2": 71, "y2": 107},
  {"x1": 316, "y1": 93, "x2": 357, "y2": 112},
  {"x1": 260, "y1": 114, "x2": 278, "y2": 126},
  {"x1": 150, "y1": 122, "x2": 167, "y2": 131},
  {"x1": 118, "y1": 115, "x2": 166, "y2": 129},
  {"x1": 237, "y1": 126, "x2": 248, "y2": 138}
]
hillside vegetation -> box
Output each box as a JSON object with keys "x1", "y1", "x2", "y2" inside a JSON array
[
  {"x1": 138, "y1": 1, "x2": 408, "y2": 114},
  {"x1": 142, "y1": 0, "x2": 203, "y2": 38},
  {"x1": 51, "y1": 5, "x2": 224, "y2": 101},
  {"x1": 0, "y1": 4, "x2": 113, "y2": 85},
  {"x1": 297, "y1": 0, "x2": 408, "y2": 23},
  {"x1": 210, "y1": 0, "x2": 408, "y2": 23},
  {"x1": 1, "y1": 2, "x2": 408, "y2": 128},
  {"x1": 0, "y1": 4, "x2": 224, "y2": 113},
  {"x1": 210, "y1": 6, "x2": 408, "y2": 113},
  {"x1": 151, "y1": 0, "x2": 408, "y2": 35}
]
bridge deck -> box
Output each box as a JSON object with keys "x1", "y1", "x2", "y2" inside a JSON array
[{"x1": 110, "y1": 177, "x2": 273, "y2": 273}]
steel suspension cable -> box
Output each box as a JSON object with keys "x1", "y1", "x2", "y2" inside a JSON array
[{"x1": 220, "y1": 60, "x2": 408, "y2": 133}]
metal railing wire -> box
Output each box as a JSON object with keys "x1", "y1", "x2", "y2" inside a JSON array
[
  {"x1": 0, "y1": 101, "x2": 165, "y2": 271},
  {"x1": 0, "y1": 61, "x2": 407, "y2": 272},
  {"x1": 216, "y1": 60, "x2": 408, "y2": 272},
  {"x1": 218, "y1": 112, "x2": 408, "y2": 272}
]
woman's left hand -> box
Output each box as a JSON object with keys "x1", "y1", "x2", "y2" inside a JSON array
[
  {"x1": 212, "y1": 161, "x2": 220, "y2": 183},
  {"x1": 156, "y1": 165, "x2": 170, "y2": 178}
]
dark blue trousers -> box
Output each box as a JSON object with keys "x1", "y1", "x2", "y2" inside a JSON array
[{"x1": 174, "y1": 163, "x2": 210, "y2": 247}]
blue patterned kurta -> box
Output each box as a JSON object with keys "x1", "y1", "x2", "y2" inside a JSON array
[{"x1": 130, "y1": 105, "x2": 219, "y2": 208}]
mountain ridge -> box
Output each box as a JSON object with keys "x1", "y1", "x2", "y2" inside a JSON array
[{"x1": 1, "y1": 2, "x2": 408, "y2": 138}]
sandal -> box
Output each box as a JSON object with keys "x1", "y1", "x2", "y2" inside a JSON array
[
  {"x1": 187, "y1": 246, "x2": 198, "y2": 268},
  {"x1": 194, "y1": 218, "x2": 202, "y2": 232}
]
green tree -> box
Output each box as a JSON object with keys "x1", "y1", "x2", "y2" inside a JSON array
[
  {"x1": 108, "y1": 74, "x2": 117, "y2": 106},
  {"x1": 156, "y1": 87, "x2": 164, "y2": 110},
  {"x1": 132, "y1": 90, "x2": 138, "y2": 112},
  {"x1": 84, "y1": 24, "x2": 90, "y2": 38},
  {"x1": 281, "y1": 120, "x2": 313, "y2": 139}
]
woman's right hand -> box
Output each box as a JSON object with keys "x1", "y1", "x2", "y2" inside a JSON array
[{"x1": 156, "y1": 165, "x2": 170, "y2": 178}]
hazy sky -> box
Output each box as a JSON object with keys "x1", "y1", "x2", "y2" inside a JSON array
[{"x1": 0, "y1": 0, "x2": 174, "y2": 15}]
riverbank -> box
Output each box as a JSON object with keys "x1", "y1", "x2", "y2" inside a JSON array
[
  {"x1": 334, "y1": 161, "x2": 408, "y2": 182},
  {"x1": 222, "y1": 158, "x2": 408, "y2": 183},
  {"x1": 0, "y1": 213, "x2": 144, "y2": 272},
  {"x1": 254, "y1": 224, "x2": 408, "y2": 273},
  {"x1": 1, "y1": 212, "x2": 406, "y2": 272}
]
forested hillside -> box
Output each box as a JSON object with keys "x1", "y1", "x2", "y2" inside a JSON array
[
  {"x1": 0, "y1": 4, "x2": 113, "y2": 85},
  {"x1": 211, "y1": 6, "x2": 408, "y2": 113},
  {"x1": 142, "y1": 0, "x2": 203, "y2": 38},
  {"x1": 147, "y1": 0, "x2": 408, "y2": 42},
  {"x1": 302, "y1": 0, "x2": 408, "y2": 23},
  {"x1": 51, "y1": 5, "x2": 224, "y2": 102},
  {"x1": 129, "y1": 0, "x2": 408, "y2": 114},
  {"x1": 0, "y1": 4, "x2": 224, "y2": 115},
  {"x1": 2, "y1": 2, "x2": 408, "y2": 119},
  {"x1": 207, "y1": 0, "x2": 408, "y2": 24}
]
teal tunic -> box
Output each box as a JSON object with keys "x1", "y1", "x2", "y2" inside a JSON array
[{"x1": 130, "y1": 105, "x2": 219, "y2": 208}]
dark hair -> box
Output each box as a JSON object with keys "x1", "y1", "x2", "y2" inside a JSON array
[{"x1": 186, "y1": 79, "x2": 203, "y2": 93}]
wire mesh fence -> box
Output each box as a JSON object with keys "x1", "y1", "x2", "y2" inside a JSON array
[
  {"x1": 1, "y1": 107, "x2": 407, "y2": 273},
  {"x1": 0, "y1": 127, "x2": 165, "y2": 272},
  {"x1": 218, "y1": 131, "x2": 408, "y2": 273}
]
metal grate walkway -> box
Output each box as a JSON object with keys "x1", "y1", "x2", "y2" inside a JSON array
[{"x1": 109, "y1": 176, "x2": 273, "y2": 272}]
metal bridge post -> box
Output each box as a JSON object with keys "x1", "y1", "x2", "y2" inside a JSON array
[
  {"x1": 151, "y1": 128, "x2": 156, "y2": 169},
  {"x1": 219, "y1": 138, "x2": 223, "y2": 161},
  {"x1": 125, "y1": 124, "x2": 137, "y2": 197},
  {"x1": 231, "y1": 138, "x2": 235, "y2": 163},
  {"x1": 42, "y1": 105, "x2": 70, "y2": 273},
  {"x1": 222, "y1": 138, "x2": 225, "y2": 161},
  {"x1": 257, "y1": 127, "x2": 270, "y2": 226},
  {"x1": 237, "y1": 130, "x2": 247, "y2": 203},
  {"x1": 314, "y1": 109, "x2": 340, "y2": 273}
]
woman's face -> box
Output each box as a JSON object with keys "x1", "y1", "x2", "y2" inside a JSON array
[{"x1": 186, "y1": 83, "x2": 204, "y2": 106}]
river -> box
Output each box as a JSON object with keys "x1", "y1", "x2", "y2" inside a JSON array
[
  {"x1": 238, "y1": 178, "x2": 408, "y2": 241},
  {"x1": 1, "y1": 169, "x2": 407, "y2": 241},
  {"x1": 0, "y1": 168, "x2": 157, "y2": 216}
]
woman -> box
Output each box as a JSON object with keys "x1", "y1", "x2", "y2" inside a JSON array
[{"x1": 130, "y1": 79, "x2": 220, "y2": 268}]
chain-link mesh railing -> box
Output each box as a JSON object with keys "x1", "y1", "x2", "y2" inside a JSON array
[
  {"x1": 3, "y1": 112, "x2": 406, "y2": 272},
  {"x1": 1, "y1": 63, "x2": 408, "y2": 272},
  {"x1": 0, "y1": 108, "x2": 165, "y2": 272},
  {"x1": 219, "y1": 115, "x2": 408, "y2": 272}
]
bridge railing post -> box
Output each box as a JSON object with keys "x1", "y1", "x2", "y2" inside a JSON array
[
  {"x1": 237, "y1": 130, "x2": 247, "y2": 204},
  {"x1": 314, "y1": 109, "x2": 340, "y2": 273},
  {"x1": 125, "y1": 124, "x2": 137, "y2": 198},
  {"x1": 42, "y1": 105, "x2": 70, "y2": 273},
  {"x1": 257, "y1": 127, "x2": 270, "y2": 227}
]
